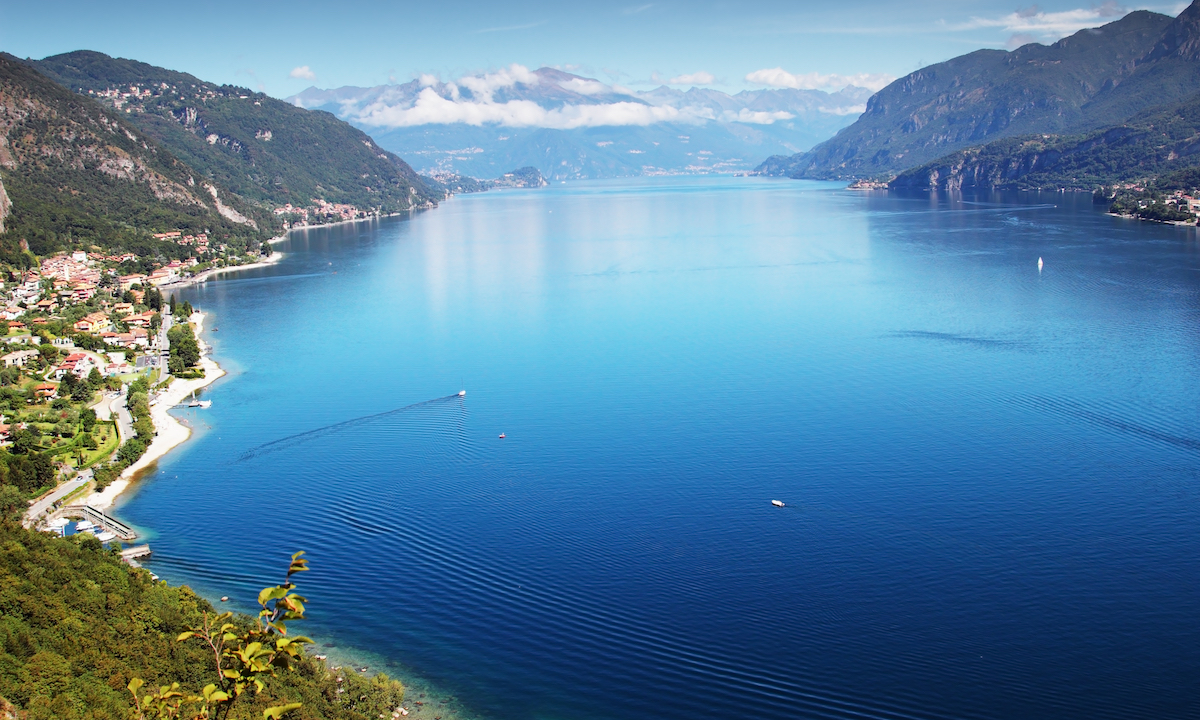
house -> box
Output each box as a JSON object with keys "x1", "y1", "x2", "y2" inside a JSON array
[
  {"x1": 118, "y1": 274, "x2": 147, "y2": 291},
  {"x1": 34, "y1": 383, "x2": 57, "y2": 399},
  {"x1": 7, "y1": 322, "x2": 25, "y2": 332},
  {"x1": 124, "y1": 311, "x2": 156, "y2": 328},
  {"x1": 74, "y1": 312, "x2": 111, "y2": 333},
  {"x1": 51, "y1": 337, "x2": 74, "y2": 349},
  {"x1": 104, "y1": 362, "x2": 134, "y2": 376},
  {"x1": 55, "y1": 352, "x2": 96, "y2": 379},
  {"x1": 2, "y1": 307, "x2": 24, "y2": 321},
  {"x1": 113, "y1": 303, "x2": 134, "y2": 316},
  {"x1": 34, "y1": 298, "x2": 56, "y2": 312},
  {"x1": 1, "y1": 349, "x2": 39, "y2": 367}
]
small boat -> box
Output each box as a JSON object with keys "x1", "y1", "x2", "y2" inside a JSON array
[
  {"x1": 1038, "y1": 257, "x2": 1044, "y2": 271},
  {"x1": 499, "y1": 433, "x2": 506, "y2": 439},
  {"x1": 220, "y1": 596, "x2": 229, "y2": 602},
  {"x1": 771, "y1": 500, "x2": 785, "y2": 508},
  {"x1": 95, "y1": 531, "x2": 117, "y2": 542},
  {"x1": 74, "y1": 520, "x2": 95, "y2": 531},
  {"x1": 458, "y1": 390, "x2": 466, "y2": 397}
]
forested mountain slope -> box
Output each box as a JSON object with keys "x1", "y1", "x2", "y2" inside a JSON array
[
  {"x1": 0, "y1": 53, "x2": 265, "y2": 265},
  {"x1": 757, "y1": 6, "x2": 1200, "y2": 180},
  {"x1": 0, "y1": 518, "x2": 407, "y2": 720},
  {"x1": 31, "y1": 51, "x2": 438, "y2": 214},
  {"x1": 891, "y1": 90, "x2": 1200, "y2": 191}
]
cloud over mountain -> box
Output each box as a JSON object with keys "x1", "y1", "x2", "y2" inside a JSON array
[
  {"x1": 745, "y1": 68, "x2": 894, "y2": 92},
  {"x1": 296, "y1": 65, "x2": 862, "y2": 130}
]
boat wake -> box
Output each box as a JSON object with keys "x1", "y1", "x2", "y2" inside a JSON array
[{"x1": 235, "y1": 394, "x2": 463, "y2": 462}]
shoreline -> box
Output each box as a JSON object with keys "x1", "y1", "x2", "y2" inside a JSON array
[
  {"x1": 85, "y1": 311, "x2": 225, "y2": 510},
  {"x1": 161, "y1": 211, "x2": 414, "y2": 290},
  {"x1": 160, "y1": 246, "x2": 285, "y2": 289}
]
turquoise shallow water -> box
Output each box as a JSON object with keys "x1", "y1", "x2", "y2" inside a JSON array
[{"x1": 119, "y1": 177, "x2": 1200, "y2": 719}]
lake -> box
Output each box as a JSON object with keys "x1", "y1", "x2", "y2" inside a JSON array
[{"x1": 118, "y1": 177, "x2": 1200, "y2": 720}]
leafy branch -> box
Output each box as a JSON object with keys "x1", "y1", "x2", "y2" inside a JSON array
[{"x1": 128, "y1": 552, "x2": 313, "y2": 720}]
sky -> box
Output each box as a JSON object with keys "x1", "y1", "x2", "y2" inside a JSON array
[{"x1": 2, "y1": 0, "x2": 1191, "y2": 101}]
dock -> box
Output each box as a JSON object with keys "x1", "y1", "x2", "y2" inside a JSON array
[
  {"x1": 48, "y1": 504, "x2": 138, "y2": 541},
  {"x1": 120, "y1": 545, "x2": 152, "y2": 560}
]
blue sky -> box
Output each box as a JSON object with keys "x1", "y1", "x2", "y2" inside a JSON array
[{"x1": 1, "y1": 0, "x2": 1190, "y2": 98}]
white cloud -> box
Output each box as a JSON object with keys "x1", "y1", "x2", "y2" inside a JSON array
[
  {"x1": 952, "y1": 2, "x2": 1130, "y2": 41},
  {"x1": 818, "y1": 104, "x2": 866, "y2": 115},
  {"x1": 458, "y1": 64, "x2": 539, "y2": 99},
  {"x1": 745, "y1": 68, "x2": 894, "y2": 92},
  {"x1": 668, "y1": 71, "x2": 716, "y2": 85},
  {"x1": 418, "y1": 74, "x2": 438, "y2": 87},
  {"x1": 560, "y1": 78, "x2": 612, "y2": 95},
  {"x1": 720, "y1": 109, "x2": 795, "y2": 124},
  {"x1": 289, "y1": 65, "x2": 316, "y2": 80},
  {"x1": 353, "y1": 87, "x2": 688, "y2": 129}
]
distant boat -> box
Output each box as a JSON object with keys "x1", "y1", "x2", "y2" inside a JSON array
[
  {"x1": 1038, "y1": 257, "x2": 1044, "y2": 271},
  {"x1": 458, "y1": 390, "x2": 466, "y2": 397},
  {"x1": 771, "y1": 500, "x2": 785, "y2": 507},
  {"x1": 499, "y1": 433, "x2": 506, "y2": 439}
]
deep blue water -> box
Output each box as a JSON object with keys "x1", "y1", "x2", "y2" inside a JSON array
[{"x1": 119, "y1": 177, "x2": 1200, "y2": 720}]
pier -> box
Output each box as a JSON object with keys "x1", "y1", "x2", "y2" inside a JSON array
[{"x1": 48, "y1": 504, "x2": 138, "y2": 541}]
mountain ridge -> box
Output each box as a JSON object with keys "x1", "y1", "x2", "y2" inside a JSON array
[
  {"x1": 759, "y1": 9, "x2": 1192, "y2": 180},
  {"x1": 288, "y1": 68, "x2": 873, "y2": 180},
  {"x1": 0, "y1": 52, "x2": 268, "y2": 264},
  {"x1": 29, "y1": 50, "x2": 440, "y2": 214}
]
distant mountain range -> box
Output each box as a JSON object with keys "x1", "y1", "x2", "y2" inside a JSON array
[
  {"x1": 288, "y1": 68, "x2": 872, "y2": 180},
  {"x1": 760, "y1": 1, "x2": 1200, "y2": 191}
]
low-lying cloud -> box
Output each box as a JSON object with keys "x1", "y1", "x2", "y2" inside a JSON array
[
  {"x1": 354, "y1": 89, "x2": 686, "y2": 129},
  {"x1": 333, "y1": 64, "x2": 855, "y2": 130},
  {"x1": 745, "y1": 68, "x2": 894, "y2": 92}
]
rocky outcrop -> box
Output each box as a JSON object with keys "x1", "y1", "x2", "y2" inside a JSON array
[{"x1": 0, "y1": 176, "x2": 10, "y2": 233}]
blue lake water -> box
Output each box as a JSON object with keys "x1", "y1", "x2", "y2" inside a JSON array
[{"x1": 119, "y1": 177, "x2": 1200, "y2": 720}]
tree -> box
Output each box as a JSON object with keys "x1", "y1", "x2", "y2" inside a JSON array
[
  {"x1": 129, "y1": 553, "x2": 313, "y2": 720},
  {"x1": 0, "y1": 484, "x2": 24, "y2": 523},
  {"x1": 150, "y1": 313, "x2": 162, "y2": 332},
  {"x1": 87, "y1": 366, "x2": 104, "y2": 390},
  {"x1": 168, "y1": 323, "x2": 201, "y2": 368},
  {"x1": 81, "y1": 407, "x2": 97, "y2": 432},
  {"x1": 169, "y1": 294, "x2": 177, "y2": 314}
]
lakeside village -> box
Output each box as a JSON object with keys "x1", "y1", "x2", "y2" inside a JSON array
[{"x1": 0, "y1": 247, "x2": 214, "y2": 542}]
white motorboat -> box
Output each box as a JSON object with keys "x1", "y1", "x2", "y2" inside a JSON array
[
  {"x1": 771, "y1": 500, "x2": 785, "y2": 508},
  {"x1": 95, "y1": 531, "x2": 117, "y2": 542},
  {"x1": 74, "y1": 520, "x2": 95, "y2": 531}
]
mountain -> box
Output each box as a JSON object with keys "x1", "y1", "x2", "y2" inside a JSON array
[
  {"x1": 288, "y1": 68, "x2": 872, "y2": 180},
  {"x1": 30, "y1": 51, "x2": 438, "y2": 214},
  {"x1": 759, "y1": 8, "x2": 1200, "y2": 180},
  {"x1": 0, "y1": 53, "x2": 266, "y2": 264},
  {"x1": 890, "y1": 89, "x2": 1200, "y2": 191}
]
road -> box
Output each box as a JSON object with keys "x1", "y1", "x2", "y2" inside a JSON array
[
  {"x1": 23, "y1": 469, "x2": 92, "y2": 527},
  {"x1": 111, "y1": 390, "x2": 133, "y2": 443}
]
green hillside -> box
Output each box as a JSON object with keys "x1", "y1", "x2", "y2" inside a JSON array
[
  {"x1": 0, "y1": 54, "x2": 269, "y2": 265},
  {"x1": 32, "y1": 51, "x2": 439, "y2": 214},
  {"x1": 0, "y1": 515, "x2": 406, "y2": 720},
  {"x1": 758, "y1": 5, "x2": 1200, "y2": 180},
  {"x1": 891, "y1": 88, "x2": 1200, "y2": 191}
]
